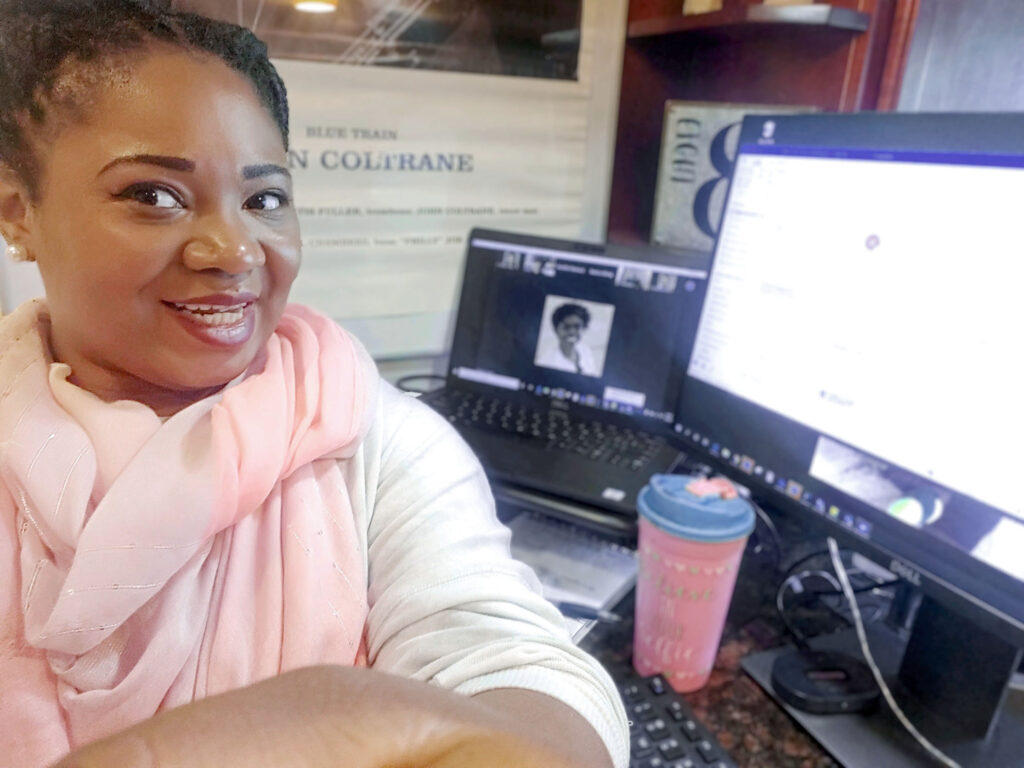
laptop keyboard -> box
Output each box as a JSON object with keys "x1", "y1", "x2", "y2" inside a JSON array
[{"x1": 428, "y1": 390, "x2": 667, "y2": 471}]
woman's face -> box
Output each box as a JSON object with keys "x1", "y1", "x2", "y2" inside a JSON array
[
  {"x1": 555, "y1": 313, "x2": 586, "y2": 345},
  {"x1": 16, "y1": 48, "x2": 300, "y2": 413}
]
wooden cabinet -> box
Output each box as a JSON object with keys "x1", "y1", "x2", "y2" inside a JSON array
[{"x1": 608, "y1": 0, "x2": 919, "y2": 244}]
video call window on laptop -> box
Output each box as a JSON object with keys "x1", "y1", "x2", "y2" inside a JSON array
[
  {"x1": 449, "y1": 232, "x2": 708, "y2": 422},
  {"x1": 425, "y1": 229, "x2": 710, "y2": 521}
]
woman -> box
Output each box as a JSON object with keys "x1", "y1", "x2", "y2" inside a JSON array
[
  {"x1": 0, "y1": 2, "x2": 627, "y2": 766},
  {"x1": 536, "y1": 303, "x2": 599, "y2": 377}
]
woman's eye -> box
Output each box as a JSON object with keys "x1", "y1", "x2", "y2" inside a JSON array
[
  {"x1": 118, "y1": 184, "x2": 182, "y2": 209},
  {"x1": 245, "y1": 191, "x2": 289, "y2": 211}
]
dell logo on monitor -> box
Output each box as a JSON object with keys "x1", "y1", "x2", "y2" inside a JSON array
[{"x1": 889, "y1": 559, "x2": 922, "y2": 586}]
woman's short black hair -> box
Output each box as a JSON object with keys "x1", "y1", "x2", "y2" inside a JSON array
[
  {"x1": 0, "y1": 0, "x2": 289, "y2": 198},
  {"x1": 551, "y1": 303, "x2": 590, "y2": 330}
]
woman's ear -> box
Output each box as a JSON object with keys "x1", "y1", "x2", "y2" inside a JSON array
[{"x1": 0, "y1": 165, "x2": 33, "y2": 247}]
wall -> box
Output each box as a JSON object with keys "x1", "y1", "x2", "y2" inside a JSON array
[
  {"x1": 0, "y1": 238, "x2": 45, "y2": 315},
  {"x1": 898, "y1": 0, "x2": 1024, "y2": 111}
]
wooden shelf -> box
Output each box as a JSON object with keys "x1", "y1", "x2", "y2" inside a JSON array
[
  {"x1": 609, "y1": 0, "x2": 905, "y2": 245},
  {"x1": 628, "y1": 3, "x2": 871, "y2": 39}
]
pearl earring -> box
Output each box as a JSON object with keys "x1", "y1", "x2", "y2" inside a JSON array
[{"x1": 5, "y1": 243, "x2": 32, "y2": 263}]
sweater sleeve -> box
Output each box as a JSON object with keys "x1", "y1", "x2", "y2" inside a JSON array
[{"x1": 362, "y1": 382, "x2": 629, "y2": 768}]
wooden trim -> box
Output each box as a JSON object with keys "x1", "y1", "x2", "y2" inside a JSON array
[
  {"x1": 838, "y1": 0, "x2": 875, "y2": 111},
  {"x1": 876, "y1": 0, "x2": 921, "y2": 110},
  {"x1": 628, "y1": 3, "x2": 870, "y2": 37}
]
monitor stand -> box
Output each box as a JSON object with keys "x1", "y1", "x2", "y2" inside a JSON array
[{"x1": 741, "y1": 598, "x2": 1024, "y2": 768}]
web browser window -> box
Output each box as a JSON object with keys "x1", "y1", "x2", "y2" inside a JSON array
[{"x1": 688, "y1": 147, "x2": 1024, "y2": 519}]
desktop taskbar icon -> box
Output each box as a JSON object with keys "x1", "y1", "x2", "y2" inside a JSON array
[{"x1": 670, "y1": 424, "x2": 876, "y2": 538}]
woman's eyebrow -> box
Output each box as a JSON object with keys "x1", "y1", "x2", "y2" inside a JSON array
[
  {"x1": 95, "y1": 157, "x2": 289, "y2": 181},
  {"x1": 98, "y1": 154, "x2": 195, "y2": 176},
  {"x1": 243, "y1": 163, "x2": 291, "y2": 180}
]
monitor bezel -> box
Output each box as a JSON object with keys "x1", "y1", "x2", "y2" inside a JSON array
[{"x1": 674, "y1": 112, "x2": 1024, "y2": 647}]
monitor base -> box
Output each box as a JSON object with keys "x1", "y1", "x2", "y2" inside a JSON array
[{"x1": 742, "y1": 625, "x2": 1024, "y2": 768}]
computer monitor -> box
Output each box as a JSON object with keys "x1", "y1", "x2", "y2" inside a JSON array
[{"x1": 673, "y1": 112, "x2": 1024, "y2": 764}]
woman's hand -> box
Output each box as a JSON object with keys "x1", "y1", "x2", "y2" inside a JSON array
[{"x1": 54, "y1": 665, "x2": 611, "y2": 768}]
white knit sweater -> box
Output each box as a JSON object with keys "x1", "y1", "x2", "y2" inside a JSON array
[{"x1": 356, "y1": 382, "x2": 629, "y2": 767}]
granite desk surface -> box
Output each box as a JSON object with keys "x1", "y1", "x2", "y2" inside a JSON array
[{"x1": 580, "y1": 539, "x2": 842, "y2": 768}]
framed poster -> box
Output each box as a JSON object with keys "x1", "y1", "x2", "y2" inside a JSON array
[{"x1": 174, "y1": 0, "x2": 628, "y2": 358}]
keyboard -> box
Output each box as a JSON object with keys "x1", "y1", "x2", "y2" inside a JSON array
[
  {"x1": 607, "y1": 659, "x2": 738, "y2": 768},
  {"x1": 428, "y1": 389, "x2": 667, "y2": 471},
  {"x1": 582, "y1": 602, "x2": 737, "y2": 768}
]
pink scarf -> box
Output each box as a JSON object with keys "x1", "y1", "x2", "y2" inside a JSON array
[{"x1": 0, "y1": 300, "x2": 378, "y2": 760}]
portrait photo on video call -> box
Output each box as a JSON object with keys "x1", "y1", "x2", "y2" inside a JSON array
[{"x1": 533, "y1": 295, "x2": 615, "y2": 379}]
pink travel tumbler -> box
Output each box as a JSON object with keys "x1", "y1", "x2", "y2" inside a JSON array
[{"x1": 633, "y1": 474, "x2": 755, "y2": 692}]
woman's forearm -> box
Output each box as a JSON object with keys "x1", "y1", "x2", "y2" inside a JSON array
[
  {"x1": 55, "y1": 667, "x2": 392, "y2": 768},
  {"x1": 54, "y1": 666, "x2": 608, "y2": 768}
]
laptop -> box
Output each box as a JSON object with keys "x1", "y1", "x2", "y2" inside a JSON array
[{"x1": 422, "y1": 228, "x2": 710, "y2": 530}]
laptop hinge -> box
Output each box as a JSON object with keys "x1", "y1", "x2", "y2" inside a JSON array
[{"x1": 492, "y1": 481, "x2": 638, "y2": 542}]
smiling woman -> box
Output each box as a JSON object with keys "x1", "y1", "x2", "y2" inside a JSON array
[
  {"x1": 0, "y1": 2, "x2": 627, "y2": 767},
  {"x1": 16, "y1": 50, "x2": 300, "y2": 414}
]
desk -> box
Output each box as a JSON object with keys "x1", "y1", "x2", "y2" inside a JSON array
[{"x1": 580, "y1": 541, "x2": 839, "y2": 768}]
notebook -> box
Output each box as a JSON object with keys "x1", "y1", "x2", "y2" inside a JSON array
[
  {"x1": 507, "y1": 511, "x2": 637, "y2": 641},
  {"x1": 509, "y1": 512, "x2": 636, "y2": 605},
  {"x1": 422, "y1": 228, "x2": 710, "y2": 528}
]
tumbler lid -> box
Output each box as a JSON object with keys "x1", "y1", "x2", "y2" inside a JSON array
[{"x1": 637, "y1": 474, "x2": 755, "y2": 543}]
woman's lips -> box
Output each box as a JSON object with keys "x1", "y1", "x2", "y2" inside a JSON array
[
  {"x1": 163, "y1": 296, "x2": 257, "y2": 346},
  {"x1": 169, "y1": 301, "x2": 248, "y2": 326}
]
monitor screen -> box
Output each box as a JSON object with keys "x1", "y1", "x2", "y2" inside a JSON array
[
  {"x1": 674, "y1": 113, "x2": 1024, "y2": 640},
  {"x1": 449, "y1": 231, "x2": 709, "y2": 428}
]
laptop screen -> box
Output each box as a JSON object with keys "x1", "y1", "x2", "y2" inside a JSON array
[{"x1": 448, "y1": 230, "x2": 709, "y2": 427}]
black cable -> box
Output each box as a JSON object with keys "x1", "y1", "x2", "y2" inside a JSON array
[
  {"x1": 782, "y1": 542, "x2": 901, "y2": 597},
  {"x1": 776, "y1": 572, "x2": 835, "y2": 652},
  {"x1": 823, "y1": 579, "x2": 900, "y2": 597},
  {"x1": 776, "y1": 545, "x2": 902, "y2": 650},
  {"x1": 395, "y1": 373, "x2": 446, "y2": 395},
  {"x1": 777, "y1": 594, "x2": 812, "y2": 651},
  {"x1": 782, "y1": 549, "x2": 832, "y2": 579},
  {"x1": 784, "y1": 580, "x2": 899, "y2": 633},
  {"x1": 749, "y1": 498, "x2": 784, "y2": 569},
  {"x1": 688, "y1": 472, "x2": 783, "y2": 569},
  {"x1": 786, "y1": 579, "x2": 901, "y2": 602}
]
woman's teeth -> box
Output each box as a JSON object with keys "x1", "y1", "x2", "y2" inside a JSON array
[{"x1": 171, "y1": 302, "x2": 247, "y2": 326}]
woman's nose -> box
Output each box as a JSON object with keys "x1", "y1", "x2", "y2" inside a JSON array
[{"x1": 182, "y1": 214, "x2": 265, "y2": 273}]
